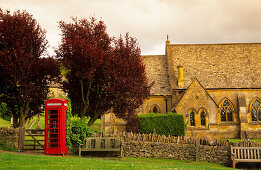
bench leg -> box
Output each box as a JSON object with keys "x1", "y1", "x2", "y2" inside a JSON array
[
  {"x1": 79, "y1": 147, "x2": 81, "y2": 157},
  {"x1": 233, "y1": 160, "x2": 236, "y2": 169}
]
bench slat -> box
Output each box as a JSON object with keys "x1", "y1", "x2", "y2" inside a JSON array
[
  {"x1": 248, "y1": 148, "x2": 250, "y2": 159},
  {"x1": 234, "y1": 159, "x2": 261, "y2": 162}
]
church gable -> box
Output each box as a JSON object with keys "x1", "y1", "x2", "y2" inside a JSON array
[{"x1": 175, "y1": 78, "x2": 218, "y2": 125}]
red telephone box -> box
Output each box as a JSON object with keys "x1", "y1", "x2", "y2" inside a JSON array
[{"x1": 45, "y1": 98, "x2": 68, "y2": 156}]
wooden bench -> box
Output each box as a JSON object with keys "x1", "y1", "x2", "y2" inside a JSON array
[
  {"x1": 231, "y1": 146, "x2": 261, "y2": 168},
  {"x1": 79, "y1": 137, "x2": 123, "y2": 157}
]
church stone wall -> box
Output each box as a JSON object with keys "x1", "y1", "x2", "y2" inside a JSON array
[
  {"x1": 175, "y1": 86, "x2": 261, "y2": 139},
  {"x1": 137, "y1": 95, "x2": 172, "y2": 114},
  {"x1": 142, "y1": 55, "x2": 171, "y2": 95}
]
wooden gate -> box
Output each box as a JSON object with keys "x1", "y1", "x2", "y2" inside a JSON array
[{"x1": 24, "y1": 129, "x2": 45, "y2": 150}]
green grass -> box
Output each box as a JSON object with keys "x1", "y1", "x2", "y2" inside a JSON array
[
  {"x1": 91, "y1": 118, "x2": 101, "y2": 131},
  {"x1": 0, "y1": 152, "x2": 232, "y2": 169},
  {"x1": 25, "y1": 115, "x2": 45, "y2": 129},
  {"x1": 224, "y1": 138, "x2": 261, "y2": 144},
  {"x1": 0, "y1": 117, "x2": 10, "y2": 127}
]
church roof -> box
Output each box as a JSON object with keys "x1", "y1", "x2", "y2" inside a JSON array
[
  {"x1": 168, "y1": 43, "x2": 261, "y2": 89},
  {"x1": 142, "y1": 55, "x2": 171, "y2": 95}
]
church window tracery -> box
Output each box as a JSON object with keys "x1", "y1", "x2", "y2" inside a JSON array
[
  {"x1": 219, "y1": 99, "x2": 234, "y2": 122},
  {"x1": 250, "y1": 98, "x2": 261, "y2": 122},
  {"x1": 189, "y1": 110, "x2": 195, "y2": 126},
  {"x1": 200, "y1": 109, "x2": 206, "y2": 126},
  {"x1": 150, "y1": 104, "x2": 160, "y2": 113}
]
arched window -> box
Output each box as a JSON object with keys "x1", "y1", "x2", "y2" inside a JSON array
[
  {"x1": 150, "y1": 104, "x2": 160, "y2": 113},
  {"x1": 250, "y1": 98, "x2": 261, "y2": 122},
  {"x1": 219, "y1": 98, "x2": 234, "y2": 122},
  {"x1": 189, "y1": 110, "x2": 195, "y2": 126},
  {"x1": 199, "y1": 109, "x2": 206, "y2": 126}
]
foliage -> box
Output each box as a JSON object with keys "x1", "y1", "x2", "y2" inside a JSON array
[
  {"x1": 66, "y1": 114, "x2": 94, "y2": 154},
  {"x1": 125, "y1": 116, "x2": 140, "y2": 133},
  {"x1": 0, "y1": 9, "x2": 60, "y2": 127},
  {"x1": 56, "y1": 17, "x2": 151, "y2": 126},
  {"x1": 0, "y1": 102, "x2": 11, "y2": 121},
  {"x1": 139, "y1": 112, "x2": 185, "y2": 137},
  {"x1": 0, "y1": 152, "x2": 233, "y2": 169}
]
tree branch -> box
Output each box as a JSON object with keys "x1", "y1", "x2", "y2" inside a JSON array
[{"x1": 80, "y1": 79, "x2": 86, "y2": 105}]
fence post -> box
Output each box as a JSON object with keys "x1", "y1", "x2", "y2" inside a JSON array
[{"x1": 18, "y1": 127, "x2": 25, "y2": 151}]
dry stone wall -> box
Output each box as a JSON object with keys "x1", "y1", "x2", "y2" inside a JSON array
[
  {"x1": 0, "y1": 127, "x2": 20, "y2": 148},
  {"x1": 103, "y1": 132, "x2": 261, "y2": 166}
]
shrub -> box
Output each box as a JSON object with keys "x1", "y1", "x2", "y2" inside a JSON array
[
  {"x1": 0, "y1": 142, "x2": 19, "y2": 152},
  {"x1": 66, "y1": 115, "x2": 94, "y2": 154},
  {"x1": 139, "y1": 112, "x2": 185, "y2": 136}
]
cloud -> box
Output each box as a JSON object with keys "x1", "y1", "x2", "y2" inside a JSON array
[{"x1": 1, "y1": 0, "x2": 261, "y2": 55}]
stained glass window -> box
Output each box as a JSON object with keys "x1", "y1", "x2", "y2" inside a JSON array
[
  {"x1": 251, "y1": 98, "x2": 261, "y2": 122},
  {"x1": 200, "y1": 110, "x2": 206, "y2": 126},
  {"x1": 227, "y1": 107, "x2": 233, "y2": 121},
  {"x1": 220, "y1": 99, "x2": 234, "y2": 122},
  {"x1": 190, "y1": 110, "x2": 195, "y2": 126},
  {"x1": 221, "y1": 108, "x2": 226, "y2": 122}
]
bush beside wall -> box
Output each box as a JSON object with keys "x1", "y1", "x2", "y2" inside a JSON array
[
  {"x1": 139, "y1": 112, "x2": 185, "y2": 136},
  {"x1": 66, "y1": 117, "x2": 94, "y2": 154}
]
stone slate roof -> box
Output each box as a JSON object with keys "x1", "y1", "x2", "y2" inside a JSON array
[
  {"x1": 142, "y1": 55, "x2": 171, "y2": 95},
  {"x1": 169, "y1": 43, "x2": 261, "y2": 89}
]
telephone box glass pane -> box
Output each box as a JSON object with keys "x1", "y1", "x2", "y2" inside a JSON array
[{"x1": 49, "y1": 109, "x2": 60, "y2": 148}]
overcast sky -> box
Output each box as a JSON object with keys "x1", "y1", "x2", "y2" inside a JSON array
[{"x1": 1, "y1": 0, "x2": 261, "y2": 55}]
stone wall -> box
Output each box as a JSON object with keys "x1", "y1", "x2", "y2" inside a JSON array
[
  {"x1": 0, "y1": 127, "x2": 20, "y2": 148},
  {"x1": 111, "y1": 132, "x2": 261, "y2": 166},
  {"x1": 142, "y1": 55, "x2": 171, "y2": 95},
  {"x1": 123, "y1": 142, "x2": 231, "y2": 166}
]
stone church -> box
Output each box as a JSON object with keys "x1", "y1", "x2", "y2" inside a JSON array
[{"x1": 100, "y1": 37, "x2": 261, "y2": 139}]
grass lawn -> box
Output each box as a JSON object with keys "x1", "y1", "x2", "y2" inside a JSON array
[
  {"x1": 0, "y1": 152, "x2": 232, "y2": 170},
  {"x1": 0, "y1": 117, "x2": 10, "y2": 127},
  {"x1": 224, "y1": 138, "x2": 261, "y2": 144}
]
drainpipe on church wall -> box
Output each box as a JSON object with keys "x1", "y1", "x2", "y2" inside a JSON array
[{"x1": 163, "y1": 94, "x2": 168, "y2": 113}]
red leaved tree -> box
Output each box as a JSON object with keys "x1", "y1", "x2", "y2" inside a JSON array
[
  {"x1": 0, "y1": 9, "x2": 60, "y2": 127},
  {"x1": 56, "y1": 17, "x2": 151, "y2": 126}
]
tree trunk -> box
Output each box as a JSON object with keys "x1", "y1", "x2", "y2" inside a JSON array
[
  {"x1": 18, "y1": 103, "x2": 29, "y2": 127},
  {"x1": 80, "y1": 104, "x2": 88, "y2": 118},
  {"x1": 79, "y1": 80, "x2": 92, "y2": 119},
  {"x1": 19, "y1": 112, "x2": 25, "y2": 128},
  {"x1": 13, "y1": 114, "x2": 19, "y2": 128},
  {"x1": 87, "y1": 112, "x2": 100, "y2": 126}
]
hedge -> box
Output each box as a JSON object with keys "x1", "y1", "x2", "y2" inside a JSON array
[{"x1": 138, "y1": 112, "x2": 185, "y2": 137}]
